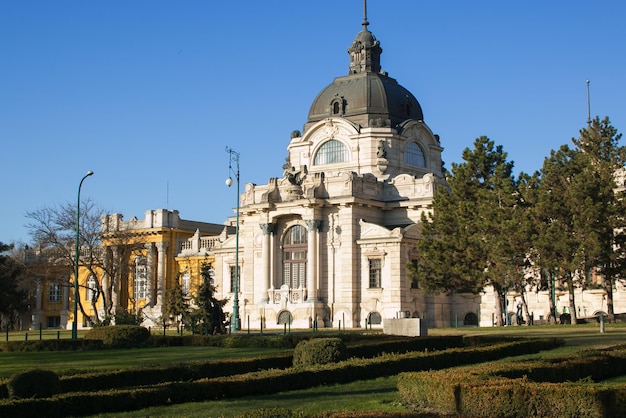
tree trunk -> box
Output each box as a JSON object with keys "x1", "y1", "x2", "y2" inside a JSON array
[
  {"x1": 605, "y1": 278, "x2": 615, "y2": 323},
  {"x1": 493, "y1": 286, "x2": 505, "y2": 326},
  {"x1": 567, "y1": 272, "x2": 578, "y2": 325},
  {"x1": 544, "y1": 269, "x2": 557, "y2": 324},
  {"x1": 520, "y1": 290, "x2": 531, "y2": 326}
]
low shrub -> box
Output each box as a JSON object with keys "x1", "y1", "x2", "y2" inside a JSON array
[
  {"x1": 7, "y1": 369, "x2": 60, "y2": 399},
  {"x1": 293, "y1": 338, "x2": 347, "y2": 367},
  {"x1": 84, "y1": 325, "x2": 150, "y2": 348}
]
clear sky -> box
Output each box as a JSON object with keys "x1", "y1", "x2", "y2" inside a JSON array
[{"x1": 2, "y1": 1, "x2": 625, "y2": 244}]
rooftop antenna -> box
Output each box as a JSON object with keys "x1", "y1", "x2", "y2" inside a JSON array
[
  {"x1": 586, "y1": 79, "x2": 591, "y2": 127},
  {"x1": 166, "y1": 180, "x2": 169, "y2": 209}
]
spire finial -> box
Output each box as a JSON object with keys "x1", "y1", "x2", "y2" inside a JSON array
[
  {"x1": 586, "y1": 79, "x2": 591, "y2": 127},
  {"x1": 362, "y1": 0, "x2": 369, "y2": 29}
]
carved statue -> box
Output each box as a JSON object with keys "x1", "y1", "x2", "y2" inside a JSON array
[
  {"x1": 377, "y1": 140, "x2": 387, "y2": 158},
  {"x1": 285, "y1": 165, "x2": 308, "y2": 186}
]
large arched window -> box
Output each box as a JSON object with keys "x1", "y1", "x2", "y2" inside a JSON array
[
  {"x1": 283, "y1": 225, "x2": 307, "y2": 288},
  {"x1": 134, "y1": 256, "x2": 147, "y2": 299},
  {"x1": 314, "y1": 140, "x2": 348, "y2": 165},
  {"x1": 404, "y1": 142, "x2": 426, "y2": 167}
]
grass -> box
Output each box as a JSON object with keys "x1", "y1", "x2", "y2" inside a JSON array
[
  {"x1": 3, "y1": 324, "x2": 626, "y2": 417},
  {"x1": 94, "y1": 324, "x2": 626, "y2": 417},
  {"x1": 0, "y1": 346, "x2": 287, "y2": 380}
]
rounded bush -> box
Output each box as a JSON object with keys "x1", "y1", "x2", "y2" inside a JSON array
[
  {"x1": 7, "y1": 369, "x2": 60, "y2": 399},
  {"x1": 84, "y1": 325, "x2": 150, "y2": 348},
  {"x1": 293, "y1": 337, "x2": 347, "y2": 367}
]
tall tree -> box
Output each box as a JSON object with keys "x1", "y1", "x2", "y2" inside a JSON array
[
  {"x1": 166, "y1": 275, "x2": 188, "y2": 333},
  {"x1": 534, "y1": 145, "x2": 586, "y2": 323},
  {"x1": 417, "y1": 137, "x2": 524, "y2": 326},
  {"x1": 572, "y1": 117, "x2": 626, "y2": 322},
  {"x1": 25, "y1": 199, "x2": 107, "y2": 323},
  {"x1": 190, "y1": 262, "x2": 227, "y2": 335},
  {"x1": 0, "y1": 242, "x2": 28, "y2": 330},
  {"x1": 533, "y1": 117, "x2": 625, "y2": 324}
]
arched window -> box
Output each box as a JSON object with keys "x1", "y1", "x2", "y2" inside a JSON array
[
  {"x1": 464, "y1": 312, "x2": 478, "y2": 326},
  {"x1": 314, "y1": 140, "x2": 348, "y2": 165},
  {"x1": 333, "y1": 102, "x2": 340, "y2": 114},
  {"x1": 404, "y1": 142, "x2": 426, "y2": 167},
  {"x1": 283, "y1": 225, "x2": 307, "y2": 288},
  {"x1": 368, "y1": 311, "x2": 382, "y2": 325},
  {"x1": 278, "y1": 310, "x2": 293, "y2": 325},
  {"x1": 134, "y1": 256, "x2": 147, "y2": 299}
]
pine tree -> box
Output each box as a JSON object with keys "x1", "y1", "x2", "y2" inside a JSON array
[{"x1": 418, "y1": 137, "x2": 526, "y2": 326}]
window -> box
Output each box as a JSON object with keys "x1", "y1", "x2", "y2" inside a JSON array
[
  {"x1": 405, "y1": 142, "x2": 425, "y2": 167},
  {"x1": 283, "y1": 225, "x2": 307, "y2": 288},
  {"x1": 134, "y1": 256, "x2": 147, "y2": 300},
  {"x1": 277, "y1": 310, "x2": 293, "y2": 325},
  {"x1": 46, "y1": 316, "x2": 61, "y2": 328},
  {"x1": 87, "y1": 275, "x2": 98, "y2": 302},
  {"x1": 369, "y1": 259, "x2": 382, "y2": 288},
  {"x1": 48, "y1": 283, "x2": 62, "y2": 302},
  {"x1": 229, "y1": 265, "x2": 240, "y2": 293},
  {"x1": 368, "y1": 311, "x2": 382, "y2": 325},
  {"x1": 314, "y1": 140, "x2": 348, "y2": 165},
  {"x1": 181, "y1": 272, "x2": 190, "y2": 297},
  {"x1": 410, "y1": 259, "x2": 419, "y2": 289}
]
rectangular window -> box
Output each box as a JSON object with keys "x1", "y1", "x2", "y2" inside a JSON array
[
  {"x1": 48, "y1": 284, "x2": 62, "y2": 302},
  {"x1": 410, "y1": 259, "x2": 419, "y2": 289},
  {"x1": 182, "y1": 272, "x2": 190, "y2": 297},
  {"x1": 134, "y1": 257, "x2": 147, "y2": 300},
  {"x1": 46, "y1": 316, "x2": 61, "y2": 328},
  {"x1": 369, "y1": 259, "x2": 381, "y2": 288},
  {"x1": 230, "y1": 265, "x2": 240, "y2": 293}
]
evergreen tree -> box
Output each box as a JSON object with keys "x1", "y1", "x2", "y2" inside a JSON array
[
  {"x1": 417, "y1": 137, "x2": 525, "y2": 326},
  {"x1": 573, "y1": 117, "x2": 626, "y2": 322},
  {"x1": 165, "y1": 276, "x2": 187, "y2": 333},
  {"x1": 191, "y1": 262, "x2": 227, "y2": 335},
  {"x1": 533, "y1": 117, "x2": 625, "y2": 324}
]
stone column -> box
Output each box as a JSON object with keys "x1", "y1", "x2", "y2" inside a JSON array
[
  {"x1": 145, "y1": 242, "x2": 155, "y2": 306},
  {"x1": 305, "y1": 220, "x2": 320, "y2": 301},
  {"x1": 259, "y1": 223, "x2": 274, "y2": 303},
  {"x1": 155, "y1": 241, "x2": 168, "y2": 308}
]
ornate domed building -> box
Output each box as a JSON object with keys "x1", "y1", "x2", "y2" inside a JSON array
[{"x1": 209, "y1": 11, "x2": 482, "y2": 329}]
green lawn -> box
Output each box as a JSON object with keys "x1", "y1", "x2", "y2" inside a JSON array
[
  {"x1": 3, "y1": 324, "x2": 626, "y2": 417},
  {"x1": 94, "y1": 324, "x2": 626, "y2": 417},
  {"x1": 0, "y1": 346, "x2": 287, "y2": 380}
]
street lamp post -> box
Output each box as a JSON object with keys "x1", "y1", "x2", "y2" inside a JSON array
[
  {"x1": 72, "y1": 170, "x2": 94, "y2": 340},
  {"x1": 225, "y1": 147, "x2": 241, "y2": 331}
]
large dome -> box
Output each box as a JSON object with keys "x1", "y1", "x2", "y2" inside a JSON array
[
  {"x1": 305, "y1": 16, "x2": 423, "y2": 130},
  {"x1": 307, "y1": 72, "x2": 424, "y2": 129}
]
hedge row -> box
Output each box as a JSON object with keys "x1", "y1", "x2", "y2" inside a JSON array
[
  {"x1": 0, "y1": 335, "x2": 466, "y2": 398},
  {"x1": 0, "y1": 338, "x2": 562, "y2": 417},
  {"x1": 397, "y1": 345, "x2": 626, "y2": 418}
]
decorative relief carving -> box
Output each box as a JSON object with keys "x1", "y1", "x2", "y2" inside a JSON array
[{"x1": 323, "y1": 119, "x2": 340, "y2": 139}]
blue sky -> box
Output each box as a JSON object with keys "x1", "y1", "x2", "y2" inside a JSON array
[{"x1": 2, "y1": 1, "x2": 625, "y2": 244}]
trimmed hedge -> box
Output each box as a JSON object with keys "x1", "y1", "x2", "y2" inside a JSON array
[
  {"x1": 293, "y1": 338, "x2": 347, "y2": 367},
  {"x1": 397, "y1": 345, "x2": 626, "y2": 417},
  {"x1": 7, "y1": 369, "x2": 60, "y2": 399},
  {"x1": 84, "y1": 325, "x2": 150, "y2": 348},
  {"x1": 0, "y1": 338, "x2": 563, "y2": 417}
]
